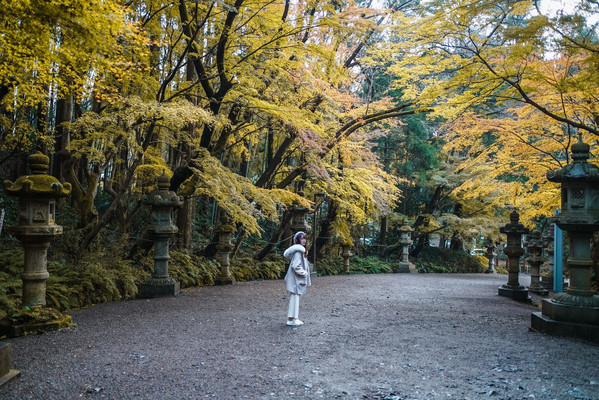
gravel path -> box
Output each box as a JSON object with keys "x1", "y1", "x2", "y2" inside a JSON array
[{"x1": 1, "y1": 273, "x2": 598, "y2": 400}]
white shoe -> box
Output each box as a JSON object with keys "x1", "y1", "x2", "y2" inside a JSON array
[
  {"x1": 286, "y1": 319, "x2": 304, "y2": 326},
  {"x1": 295, "y1": 319, "x2": 304, "y2": 326}
]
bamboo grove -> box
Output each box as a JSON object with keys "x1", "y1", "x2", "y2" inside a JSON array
[{"x1": 1, "y1": 0, "x2": 598, "y2": 264}]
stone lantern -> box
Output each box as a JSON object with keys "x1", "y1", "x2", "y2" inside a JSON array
[
  {"x1": 3, "y1": 152, "x2": 71, "y2": 308},
  {"x1": 499, "y1": 210, "x2": 530, "y2": 301},
  {"x1": 1, "y1": 152, "x2": 72, "y2": 336},
  {"x1": 139, "y1": 171, "x2": 183, "y2": 298},
  {"x1": 289, "y1": 205, "x2": 310, "y2": 244},
  {"x1": 484, "y1": 243, "x2": 496, "y2": 273},
  {"x1": 287, "y1": 179, "x2": 310, "y2": 247},
  {"x1": 341, "y1": 244, "x2": 352, "y2": 274},
  {"x1": 215, "y1": 214, "x2": 235, "y2": 285},
  {"x1": 531, "y1": 138, "x2": 599, "y2": 341},
  {"x1": 525, "y1": 231, "x2": 548, "y2": 295},
  {"x1": 397, "y1": 222, "x2": 416, "y2": 273}
]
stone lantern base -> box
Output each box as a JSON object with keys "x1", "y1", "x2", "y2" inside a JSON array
[
  {"x1": 530, "y1": 297, "x2": 599, "y2": 343},
  {"x1": 397, "y1": 261, "x2": 417, "y2": 273},
  {"x1": 215, "y1": 276, "x2": 235, "y2": 285},
  {"x1": 0, "y1": 308, "x2": 73, "y2": 338},
  {"x1": 498, "y1": 285, "x2": 530, "y2": 302},
  {"x1": 0, "y1": 343, "x2": 21, "y2": 387},
  {"x1": 139, "y1": 277, "x2": 181, "y2": 298}
]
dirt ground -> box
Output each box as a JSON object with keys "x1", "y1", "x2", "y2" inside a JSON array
[{"x1": 1, "y1": 272, "x2": 598, "y2": 400}]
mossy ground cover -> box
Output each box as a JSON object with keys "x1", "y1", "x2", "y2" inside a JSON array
[{"x1": 413, "y1": 246, "x2": 488, "y2": 273}]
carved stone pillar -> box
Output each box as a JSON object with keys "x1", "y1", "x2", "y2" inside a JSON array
[
  {"x1": 498, "y1": 210, "x2": 530, "y2": 301},
  {"x1": 397, "y1": 223, "x2": 416, "y2": 273},
  {"x1": 341, "y1": 245, "x2": 352, "y2": 274},
  {"x1": 485, "y1": 243, "x2": 496, "y2": 273},
  {"x1": 525, "y1": 231, "x2": 548, "y2": 295},
  {"x1": 532, "y1": 138, "x2": 599, "y2": 342},
  {"x1": 215, "y1": 215, "x2": 235, "y2": 285},
  {"x1": 140, "y1": 171, "x2": 183, "y2": 298},
  {"x1": 1, "y1": 152, "x2": 73, "y2": 336}
]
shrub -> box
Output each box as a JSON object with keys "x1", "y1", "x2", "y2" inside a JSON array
[
  {"x1": 414, "y1": 246, "x2": 487, "y2": 273},
  {"x1": 315, "y1": 255, "x2": 394, "y2": 275}
]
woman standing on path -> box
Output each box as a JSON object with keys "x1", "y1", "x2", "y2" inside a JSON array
[{"x1": 284, "y1": 231, "x2": 311, "y2": 326}]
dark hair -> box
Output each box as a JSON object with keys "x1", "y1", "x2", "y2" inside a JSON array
[{"x1": 293, "y1": 231, "x2": 306, "y2": 244}]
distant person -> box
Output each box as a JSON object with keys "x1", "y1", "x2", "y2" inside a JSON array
[{"x1": 284, "y1": 231, "x2": 311, "y2": 326}]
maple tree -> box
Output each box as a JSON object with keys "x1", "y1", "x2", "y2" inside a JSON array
[
  {"x1": 0, "y1": 0, "x2": 141, "y2": 164},
  {"x1": 364, "y1": 0, "x2": 599, "y2": 241},
  {"x1": 11, "y1": 0, "x2": 597, "y2": 262},
  {"x1": 1, "y1": 0, "x2": 418, "y2": 258}
]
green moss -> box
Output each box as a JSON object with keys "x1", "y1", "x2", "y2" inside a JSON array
[
  {"x1": 0, "y1": 248, "x2": 24, "y2": 320},
  {"x1": 230, "y1": 257, "x2": 286, "y2": 281},
  {"x1": 4, "y1": 307, "x2": 73, "y2": 336}
]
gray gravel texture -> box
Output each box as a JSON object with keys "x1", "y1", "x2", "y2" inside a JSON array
[{"x1": 1, "y1": 273, "x2": 599, "y2": 400}]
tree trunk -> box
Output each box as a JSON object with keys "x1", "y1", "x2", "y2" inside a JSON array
[
  {"x1": 231, "y1": 228, "x2": 246, "y2": 260},
  {"x1": 409, "y1": 185, "x2": 445, "y2": 258},
  {"x1": 379, "y1": 215, "x2": 387, "y2": 257},
  {"x1": 255, "y1": 210, "x2": 293, "y2": 261},
  {"x1": 591, "y1": 232, "x2": 598, "y2": 288},
  {"x1": 176, "y1": 197, "x2": 195, "y2": 250},
  {"x1": 80, "y1": 123, "x2": 157, "y2": 251},
  {"x1": 63, "y1": 156, "x2": 100, "y2": 229},
  {"x1": 53, "y1": 94, "x2": 73, "y2": 182},
  {"x1": 450, "y1": 236, "x2": 465, "y2": 251},
  {"x1": 308, "y1": 201, "x2": 337, "y2": 262}
]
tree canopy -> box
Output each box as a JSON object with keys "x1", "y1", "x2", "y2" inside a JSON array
[
  {"x1": 1, "y1": 0, "x2": 598, "y2": 260},
  {"x1": 365, "y1": 0, "x2": 599, "y2": 226}
]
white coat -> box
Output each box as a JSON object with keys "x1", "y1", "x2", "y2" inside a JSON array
[{"x1": 284, "y1": 244, "x2": 311, "y2": 295}]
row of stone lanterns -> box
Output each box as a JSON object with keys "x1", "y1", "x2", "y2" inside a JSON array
[
  {"x1": 3, "y1": 138, "x2": 597, "y2": 343},
  {"x1": 0, "y1": 158, "x2": 241, "y2": 333}
]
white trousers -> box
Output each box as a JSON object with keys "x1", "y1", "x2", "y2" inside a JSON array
[{"x1": 287, "y1": 293, "x2": 300, "y2": 319}]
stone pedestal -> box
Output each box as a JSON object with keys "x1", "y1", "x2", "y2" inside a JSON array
[
  {"x1": 531, "y1": 300, "x2": 599, "y2": 343},
  {"x1": 139, "y1": 172, "x2": 183, "y2": 298},
  {"x1": 140, "y1": 277, "x2": 181, "y2": 298},
  {"x1": 531, "y1": 231, "x2": 599, "y2": 342},
  {"x1": 0, "y1": 343, "x2": 20, "y2": 387},
  {"x1": 498, "y1": 211, "x2": 530, "y2": 301},
  {"x1": 0, "y1": 307, "x2": 73, "y2": 337},
  {"x1": 139, "y1": 230, "x2": 182, "y2": 298}
]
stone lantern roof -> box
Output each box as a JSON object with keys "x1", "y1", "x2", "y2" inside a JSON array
[
  {"x1": 3, "y1": 152, "x2": 71, "y2": 197},
  {"x1": 546, "y1": 139, "x2": 599, "y2": 183}
]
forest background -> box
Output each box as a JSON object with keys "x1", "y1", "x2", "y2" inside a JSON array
[{"x1": 0, "y1": 0, "x2": 598, "y2": 318}]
